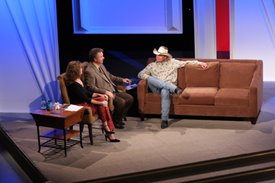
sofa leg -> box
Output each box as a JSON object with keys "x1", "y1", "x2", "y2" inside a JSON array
[
  {"x1": 250, "y1": 111, "x2": 260, "y2": 125},
  {"x1": 140, "y1": 113, "x2": 144, "y2": 121},
  {"x1": 250, "y1": 118, "x2": 257, "y2": 125}
]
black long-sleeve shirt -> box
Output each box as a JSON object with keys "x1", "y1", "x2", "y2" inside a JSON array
[{"x1": 67, "y1": 82, "x2": 94, "y2": 104}]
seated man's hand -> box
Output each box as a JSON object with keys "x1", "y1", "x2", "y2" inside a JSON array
[
  {"x1": 122, "y1": 78, "x2": 132, "y2": 84},
  {"x1": 106, "y1": 91, "x2": 115, "y2": 99},
  {"x1": 101, "y1": 101, "x2": 108, "y2": 107},
  {"x1": 97, "y1": 93, "x2": 108, "y2": 100},
  {"x1": 103, "y1": 94, "x2": 108, "y2": 100}
]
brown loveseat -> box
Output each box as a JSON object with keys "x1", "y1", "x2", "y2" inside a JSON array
[{"x1": 137, "y1": 58, "x2": 263, "y2": 124}]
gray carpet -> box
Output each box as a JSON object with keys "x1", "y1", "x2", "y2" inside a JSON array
[{"x1": 0, "y1": 83, "x2": 275, "y2": 182}]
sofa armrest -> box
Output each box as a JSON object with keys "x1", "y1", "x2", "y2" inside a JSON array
[
  {"x1": 249, "y1": 61, "x2": 263, "y2": 115},
  {"x1": 137, "y1": 79, "x2": 148, "y2": 113}
]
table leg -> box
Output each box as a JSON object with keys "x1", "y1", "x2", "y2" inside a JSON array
[
  {"x1": 36, "y1": 126, "x2": 41, "y2": 152},
  {"x1": 79, "y1": 124, "x2": 83, "y2": 148},
  {"x1": 63, "y1": 128, "x2": 67, "y2": 157},
  {"x1": 54, "y1": 129, "x2": 57, "y2": 145}
]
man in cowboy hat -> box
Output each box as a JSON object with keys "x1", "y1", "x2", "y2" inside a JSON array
[{"x1": 138, "y1": 46, "x2": 208, "y2": 129}]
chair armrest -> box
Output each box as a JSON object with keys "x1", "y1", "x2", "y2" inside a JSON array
[
  {"x1": 82, "y1": 106, "x2": 98, "y2": 123},
  {"x1": 137, "y1": 79, "x2": 148, "y2": 113}
]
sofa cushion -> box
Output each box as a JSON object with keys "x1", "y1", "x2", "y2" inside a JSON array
[
  {"x1": 173, "y1": 87, "x2": 218, "y2": 105},
  {"x1": 145, "y1": 93, "x2": 161, "y2": 103},
  {"x1": 219, "y1": 62, "x2": 256, "y2": 88},
  {"x1": 215, "y1": 88, "x2": 249, "y2": 106},
  {"x1": 185, "y1": 62, "x2": 219, "y2": 87}
]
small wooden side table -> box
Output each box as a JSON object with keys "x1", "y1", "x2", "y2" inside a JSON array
[{"x1": 31, "y1": 108, "x2": 85, "y2": 156}]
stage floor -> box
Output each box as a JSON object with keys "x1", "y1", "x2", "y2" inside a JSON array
[{"x1": 0, "y1": 83, "x2": 275, "y2": 182}]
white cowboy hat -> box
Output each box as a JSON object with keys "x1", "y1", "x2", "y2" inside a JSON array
[{"x1": 153, "y1": 46, "x2": 172, "y2": 58}]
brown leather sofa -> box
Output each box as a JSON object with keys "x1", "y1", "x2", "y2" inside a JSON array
[{"x1": 137, "y1": 58, "x2": 263, "y2": 124}]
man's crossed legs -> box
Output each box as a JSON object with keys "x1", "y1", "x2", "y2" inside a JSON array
[{"x1": 147, "y1": 76, "x2": 189, "y2": 129}]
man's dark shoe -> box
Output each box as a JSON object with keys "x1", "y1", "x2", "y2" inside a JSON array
[
  {"x1": 115, "y1": 124, "x2": 125, "y2": 129},
  {"x1": 175, "y1": 87, "x2": 183, "y2": 95},
  {"x1": 161, "y1": 120, "x2": 168, "y2": 129}
]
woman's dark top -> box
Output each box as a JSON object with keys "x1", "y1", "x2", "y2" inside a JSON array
[{"x1": 67, "y1": 82, "x2": 94, "y2": 104}]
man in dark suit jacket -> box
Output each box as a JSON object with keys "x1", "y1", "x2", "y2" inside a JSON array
[{"x1": 85, "y1": 48, "x2": 134, "y2": 129}]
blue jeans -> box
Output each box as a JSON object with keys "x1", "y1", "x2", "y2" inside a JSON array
[{"x1": 147, "y1": 76, "x2": 177, "y2": 121}]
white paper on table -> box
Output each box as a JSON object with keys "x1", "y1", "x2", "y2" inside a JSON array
[{"x1": 64, "y1": 104, "x2": 83, "y2": 111}]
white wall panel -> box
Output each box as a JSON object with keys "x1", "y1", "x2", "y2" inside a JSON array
[
  {"x1": 0, "y1": 0, "x2": 60, "y2": 113},
  {"x1": 193, "y1": 0, "x2": 216, "y2": 59},
  {"x1": 73, "y1": 0, "x2": 183, "y2": 34},
  {"x1": 231, "y1": 0, "x2": 275, "y2": 81}
]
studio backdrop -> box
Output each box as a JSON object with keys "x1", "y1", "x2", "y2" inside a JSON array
[
  {"x1": 0, "y1": 0, "x2": 275, "y2": 113},
  {"x1": 0, "y1": 0, "x2": 60, "y2": 113}
]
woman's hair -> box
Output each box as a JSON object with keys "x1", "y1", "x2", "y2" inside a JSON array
[{"x1": 65, "y1": 60, "x2": 81, "y2": 85}]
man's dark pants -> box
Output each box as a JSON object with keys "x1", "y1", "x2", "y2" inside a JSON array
[{"x1": 112, "y1": 92, "x2": 133, "y2": 126}]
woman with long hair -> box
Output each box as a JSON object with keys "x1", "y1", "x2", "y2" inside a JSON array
[{"x1": 65, "y1": 60, "x2": 119, "y2": 142}]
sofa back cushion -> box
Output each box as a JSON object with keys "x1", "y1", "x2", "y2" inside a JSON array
[
  {"x1": 185, "y1": 62, "x2": 220, "y2": 87},
  {"x1": 219, "y1": 62, "x2": 256, "y2": 88}
]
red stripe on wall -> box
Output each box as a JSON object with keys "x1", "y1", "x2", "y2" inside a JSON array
[{"x1": 216, "y1": 0, "x2": 230, "y2": 58}]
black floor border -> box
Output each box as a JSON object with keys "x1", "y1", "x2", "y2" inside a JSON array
[
  {"x1": 187, "y1": 166, "x2": 275, "y2": 183},
  {"x1": 78, "y1": 149, "x2": 275, "y2": 183},
  {"x1": 0, "y1": 124, "x2": 48, "y2": 183}
]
